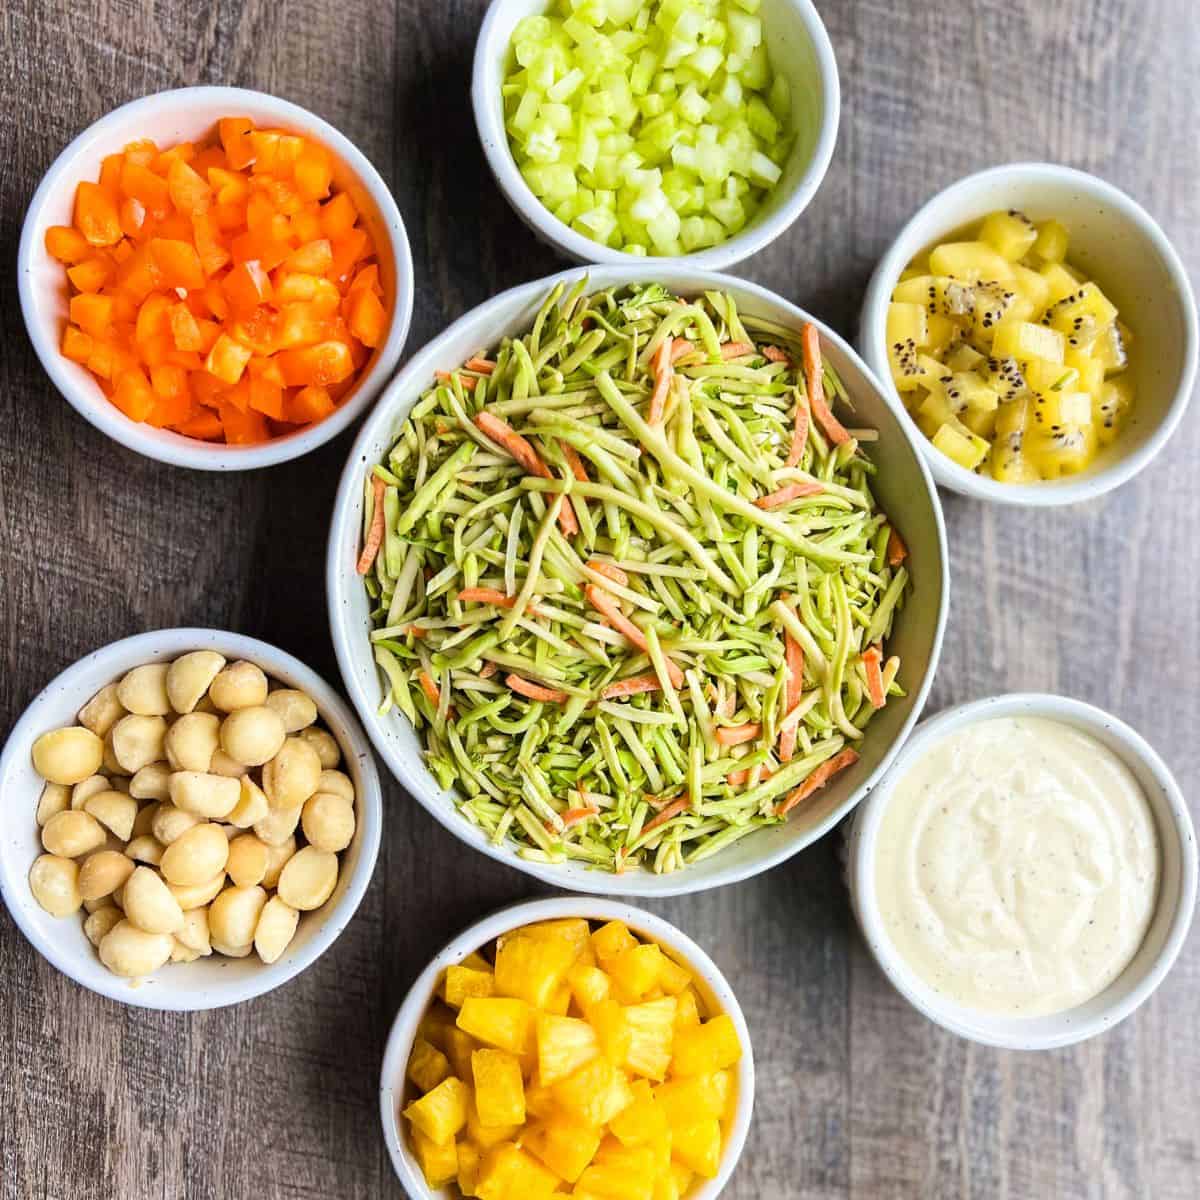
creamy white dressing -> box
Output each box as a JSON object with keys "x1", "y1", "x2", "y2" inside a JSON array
[{"x1": 874, "y1": 716, "x2": 1159, "y2": 1016}]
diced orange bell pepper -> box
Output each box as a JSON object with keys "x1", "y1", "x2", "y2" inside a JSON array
[
  {"x1": 276, "y1": 340, "x2": 354, "y2": 387},
  {"x1": 167, "y1": 158, "x2": 212, "y2": 216},
  {"x1": 230, "y1": 306, "x2": 280, "y2": 355},
  {"x1": 155, "y1": 141, "x2": 195, "y2": 171},
  {"x1": 168, "y1": 302, "x2": 203, "y2": 351},
  {"x1": 98, "y1": 154, "x2": 124, "y2": 200},
  {"x1": 67, "y1": 256, "x2": 114, "y2": 293},
  {"x1": 150, "y1": 239, "x2": 205, "y2": 290},
  {"x1": 115, "y1": 244, "x2": 163, "y2": 302},
  {"x1": 329, "y1": 228, "x2": 370, "y2": 281},
  {"x1": 219, "y1": 118, "x2": 255, "y2": 170},
  {"x1": 199, "y1": 280, "x2": 229, "y2": 321},
  {"x1": 230, "y1": 231, "x2": 291, "y2": 271},
  {"x1": 176, "y1": 409, "x2": 224, "y2": 439},
  {"x1": 62, "y1": 325, "x2": 94, "y2": 363},
  {"x1": 256, "y1": 176, "x2": 302, "y2": 216},
  {"x1": 284, "y1": 239, "x2": 333, "y2": 275},
  {"x1": 192, "y1": 318, "x2": 222, "y2": 354},
  {"x1": 135, "y1": 293, "x2": 171, "y2": 344},
  {"x1": 74, "y1": 182, "x2": 122, "y2": 246},
  {"x1": 120, "y1": 160, "x2": 171, "y2": 216},
  {"x1": 70, "y1": 293, "x2": 115, "y2": 338},
  {"x1": 247, "y1": 359, "x2": 286, "y2": 419},
  {"x1": 122, "y1": 139, "x2": 158, "y2": 167},
  {"x1": 293, "y1": 142, "x2": 333, "y2": 200},
  {"x1": 246, "y1": 190, "x2": 287, "y2": 239},
  {"x1": 290, "y1": 205, "x2": 323, "y2": 244},
  {"x1": 145, "y1": 389, "x2": 196, "y2": 429},
  {"x1": 219, "y1": 398, "x2": 269, "y2": 443},
  {"x1": 111, "y1": 367, "x2": 156, "y2": 421},
  {"x1": 139, "y1": 332, "x2": 176, "y2": 368},
  {"x1": 150, "y1": 362, "x2": 188, "y2": 402},
  {"x1": 275, "y1": 301, "x2": 329, "y2": 349},
  {"x1": 345, "y1": 287, "x2": 388, "y2": 348},
  {"x1": 208, "y1": 166, "x2": 249, "y2": 205},
  {"x1": 118, "y1": 197, "x2": 147, "y2": 238},
  {"x1": 287, "y1": 384, "x2": 336, "y2": 424},
  {"x1": 348, "y1": 263, "x2": 382, "y2": 295},
  {"x1": 319, "y1": 192, "x2": 357, "y2": 239},
  {"x1": 191, "y1": 212, "x2": 230, "y2": 276},
  {"x1": 222, "y1": 260, "x2": 274, "y2": 316},
  {"x1": 205, "y1": 332, "x2": 253, "y2": 384},
  {"x1": 190, "y1": 370, "x2": 227, "y2": 409},
  {"x1": 45, "y1": 225, "x2": 92, "y2": 264}
]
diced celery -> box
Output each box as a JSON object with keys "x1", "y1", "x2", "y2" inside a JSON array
[
  {"x1": 687, "y1": 44, "x2": 724, "y2": 79},
  {"x1": 549, "y1": 67, "x2": 586, "y2": 102},
  {"x1": 740, "y1": 42, "x2": 769, "y2": 88},
  {"x1": 540, "y1": 102, "x2": 574, "y2": 133},
  {"x1": 678, "y1": 84, "x2": 710, "y2": 123},
  {"x1": 509, "y1": 90, "x2": 540, "y2": 135},
  {"x1": 747, "y1": 150, "x2": 781, "y2": 187},
  {"x1": 639, "y1": 93, "x2": 668, "y2": 119},
  {"x1": 578, "y1": 124, "x2": 600, "y2": 171},
  {"x1": 746, "y1": 95, "x2": 778, "y2": 141},
  {"x1": 576, "y1": 206, "x2": 619, "y2": 244},
  {"x1": 710, "y1": 194, "x2": 744, "y2": 229},
  {"x1": 525, "y1": 124, "x2": 561, "y2": 163},
  {"x1": 727, "y1": 10, "x2": 762, "y2": 59},
  {"x1": 768, "y1": 74, "x2": 790, "y2": 121},
  {"x1": 625, "y1": 244, "x2": 648, "y2": 256}
]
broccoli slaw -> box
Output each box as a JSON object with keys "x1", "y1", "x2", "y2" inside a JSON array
[{"x1": 358, "y1": 281, "x2": 909, "y2": 874}]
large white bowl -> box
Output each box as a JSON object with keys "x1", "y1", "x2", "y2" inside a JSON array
[
  {"x1": 859, "y1": 162, "x2": 1199, "y2": 505},
  {"x1": 326, "y1": 264, "x2": 949, "y2": 896},
  {"x1": 379, "y1": 896, "x2": 756, "y2": 1199},
  {"x1": 471, "y1": 0, "x2": 840, "y2": 269},
  {"x1": 846, "y1": 693, "x2": 1198, "y2": 1049},
  {"x1": 17, "y1": 86, "x2": 414, "y2": 471},
  {"x1": 0, "y1": 628, "x2": 383, "y2": 1011}
]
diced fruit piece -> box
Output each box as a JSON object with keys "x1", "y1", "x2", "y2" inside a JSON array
[
  {"x1": 537, "y1": 1013, "x2": 599, "y2": 1085},
  {"x1": 474, "y1": 1143, "x2": 559, "y2": 1200},
  {"x1": 655, "y1": 1071, "x2": 732, "y2": 1127},
  {"x1": 591, "y1": 998, "x2": 632, "y2": 1066},
  {"x1": 674, "y1": 988, "x2": 702, "y2": 1029},
  {"x1": 1042, "y1": 281, "x2": 1119, "y2": 348},
  {"x1": 1034, "y1": 218, "x2": 1069, "y2": 262},
  {"x1": 416, "y1": 1001, "x2": 456, "y2": 1051},
  {"x1": 656, "y1": 955, "x2": 692, "y2": 997},
  {"x1": 1039, "y1": 261, "x2": 1080, "y2": 305},
  {"x1": 458, "y1": 1141, "x2": 482, "y2": 1197},
  {"x1": 407, "y1": 1037, "x2": 451, "y2": 1094},
  {"x1": 670, "y1": 1015, "x2": 742, "y2": 1078},
  {"x1": 608, "y1": 943, "x2": 665, "y2": 1002},
  {"x1": 494, "y1": 931, "x2": 577, "y2": 1008},
  {"x1": 346, "y1": 286, "x2": 388, "y2": 348},
  {"x1": 410, "y1": 1126, "x2": 459, "y2": 1187},
  {"x1": 609, "y1": 1079, "x2": 670, "y2": 1147},
  {"x1": 457, "y1": 997, "x2": 535, "y2": 1058},
  {"x1": 444, "y1": 1025, "x2": 482, "y2": 1084},
  {"x1": 552, "y1": 1056, "x2": 635, "y2": 1127},
  {"x1": 205, "y1": 333, "x2": 252, "y2": 384},
  {"x1": 444, "y1": 963, "x2": 495, "y2": 1008},
  {"x1": 524, "y1": 1112, "x2": 604, "y2": 1183},
  {"x1": 886, "y1": 301, "x2": 928, "y2": 351},
  {"x1": 992, "y1": 321, "x2": 1065, "y2": 364},
  {"x1": 928, "y1": 241, "x2": 1013, "y2": 282},
  {"x1": 670, "y1": 1115, "x2": 722, "y2": 1178},
  {"x1": 574, "y1": 1151, "x2": 656, "y2": 1200},
  {"x1": 591, "y1": 921, "x2": 638, "y2": 966},
  {"x1": 466, "y1": 1090, "x2": 522, "y2": 1150},
  {"x1": 472, "y1": 1048, "x2": 525, "y2": 1126},
  {"x1": 931, "y1": 422, "x2": 989, "y2": 471},
  {"x1": 979, "y1": 210, "x2": 1037, "y2": 260},
  {"x1": 1094, "y1": 377, "x2": 1134, "y2": 445},
  {"x1": 275, "y1": 341, "x2": 354, "y2": 386},
  {"x1": 1091, "y1": 321, "x2": 1130, "y2": 377},
  {"x1": 402, "y1": 1075, "x2": 470, "y2": 1146},
  {"x1": 568, "y1": 963, "x2": 612, "y2": 1014},
  {"x1": 623, "y1": 997, "x2": 677, "y2": 1081}
]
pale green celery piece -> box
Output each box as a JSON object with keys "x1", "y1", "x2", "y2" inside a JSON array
[{"x1": 359, "y1": 284, "x2": 906, "y2": 873}]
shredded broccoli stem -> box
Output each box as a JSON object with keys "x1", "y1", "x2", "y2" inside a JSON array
[{"x1": 361, "y1": 283, "x2": 909, "y2": 875}]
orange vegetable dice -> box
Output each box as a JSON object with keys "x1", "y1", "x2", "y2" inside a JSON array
[
  {"x1": 276, "y1": 340, "x2": 354, "y2": 387},
  {"x1": 222, "y1": 261, "x2": 273, "y2": 317},
  {"x1": 208, "y1": 166, "x2": 249, "y2": 205},
  {"x1": 205, "y1": 332, "x2": 252, "y2": 384},
  {"x1": 293, "y1": 142, "x2": 333, "y2": 200},
  {"x1": 218, "y1": 399, "x2": 268, "y2": 443},
  {"x1": 150, "y1": 238, "x2": 205, "y2": 290},
  {"x1": 191, "y1": 213, "x2": 230, "y2": 276},
  {"x1": 45, "y1": 225, "x2": 91, "y2": 264},
  {"x1": 329, "y1": 227, "x2": 370, "y2": 281},
  {"x1": 348, "y1": 263, "x2": 382, "y2": 295},
  {"x1": 98, "y1": 154, "x2": 124, "y2": 199},
  {"x1": 169, "y1": 304, "x2": 203, "y2": 352},
  {"x1": 115, "y1": 244, "x2": 163, "y2": 302},
  {"x1": 74, "y1": 182, "x2": 121, "y2": 246},
  {"x1": 289, "y1": 205, "x2": 324, "y2": 244},
  {"x1": 111, "y1": 367, "x2": 156, "y2": 421},
  {"x1": 119, "y1": 197, "x2": 147, "y2": 238},
  {"x1": 287, "y1": 385, "x2": 335, "y2": 424},
  {"x1": 135, "y1": 294, "x2": 171, "y2": 344},
  {"x1": 247, "y1": 360, "x2": 285, "y2": 419},
  {"x1": 61, "y1": 325, "x2": 93, "y2": 363},
  {"x1": 67, "y1": 256, "x2": 113, "y2": 293},
  {"x1": 166, "y1": 158, "x2": 212, "y2": 215},
  {"x1": 319, "y1": 191, "x2": 357, "y2": 238},
  {"x1": 120, "y1": 159, "x2": 171, "y2": 216},
  {"x1": 219, "y1": 117, "x2": 255, "y2": 169},
  {"x1": 284, "y1": 239, "x2": 333, "y2": 275},
  {"x1": 122, "y1": 139, "x2": 158, "y2": 167},
  {"x1": 230, "y1": 231, "x2": 291, "y2": 271},
  {"x1": 276, "y1": 302, "x2": 329, "y2": 349},
  {"x1": 176, "y1": 409, "x2": 224, "y2": 440},
  {"x1": 70, "y1": 293, "x2": 114, "y2": 338},
  {"x1": 346, "y1": 286, "x2": 388, "y2": 348}
]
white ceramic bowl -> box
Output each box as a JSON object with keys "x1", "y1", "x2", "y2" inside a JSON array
[
  {"x1": 326, "y1": 264, "x2": 949, "y2": 896},
  {"x1": 0, "y1": 627, "x2": 383, "y2": 1011},
  {"x1": 17, "y1": 86, "x2": 414, "y2": 471},
  {"x1": 379, "y1": 896, "x2": 755, "y2": 1198},
  {"x1": 846, "y1": 693, "x2": 1198, "y2": 1049},
  {"x1": 859, "y1": 162, "x2": 1199, "y2": 505},
  {"x1": 471, "y1": 0, "x2": 839, "y2": 269}
]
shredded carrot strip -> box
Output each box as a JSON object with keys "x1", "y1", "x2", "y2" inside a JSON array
[
  {"x1": 356, "y1": 474, "x2": 387, "y2": 574},
  {"x1": 558, "y1": 806, "x2": 598, "y2": 829},
  {"x1": 561, "y1": 443, "x2": 590, "y2": 482},
  {"x1": 418, "y1": 670, "x2": 440, "y2": 706},
  {"x1": 779, "y1": 625, "x2": 804, "y2": 763},
  {"x1": 720, "y1": 341, "x2": 755, "y2": 359},
  {"x1": 478, "y1": 661, "x2": 498, "y2": 679},
  {"x1": 406, "y1": 625, "x2": 426, "y2": 638},
  {"x1": 801, "y1": 323, "x2": 851, "y2": 446},
  {"x1": 776, "y1": 748, "x2": 859, "y2": 817},
  {"x1": 763, "y1": 345, "x2": 790, "y2": 364},
  {"x1": 785, "y1": 393, "x2": 810, "y2": 468},
  {"x1": 464, "y1": 357, "x2": 496, "y2": 375},
  {"x1": 601, "y1": 673, "x2": 662, "y2": 700},
  {"x1": 587, "y1": 559, "x2": 629, "y2": 587},
  {"x1": 505, "y1": 673, "x2": 568, "y2": 703},
  {"x1": 715, "y1": 723, "x2": 761, "y2": 747},
  {"x1": 669, "y1": 338, "x2": 695, "y2": 363},
  {"x1": 642, "y1": 793, "x2": 691, "y2": 834},
  {"x1": 648, "y1": 336, "x2": 673, "y2": 425},
  {"x1": 754, "y1": 481, "x2": 824, "y2": 510},
  {"x1": 585, "y1": 584, "x2": 684, "y2": 688},
  {"x1": 726, "y1": 766, "x2": 774, "y2": 787},
  {"x1": 887, "y1": 525, "x2": 908, "y2": 566},
  {"x1": 862, "y1": 645, "x2": 886, "y2": 709},
  {"x1": 436, "y1": 369, "x2": 476, "y2": 391},
  {"x1": 474, "y1": 410, "x2": 579, "y2": 536},
  {"x1": 457, "y1": 587, "x2": 517, "y2": 607}
]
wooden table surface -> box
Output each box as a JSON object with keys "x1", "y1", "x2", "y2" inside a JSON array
[{"x1": 2, "y1": 1, "x2": 1197, "y2": 1196}]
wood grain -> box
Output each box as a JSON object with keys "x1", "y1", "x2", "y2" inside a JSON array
[{"x1": 1, "y1": 1, "x2": 1197, "y2": 1197}]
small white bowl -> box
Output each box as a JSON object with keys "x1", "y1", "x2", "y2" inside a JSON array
[
  {"x1": 326, "y1": 263, "x2": 949, "y2": 897},
  {"x1": 0, "y1": 627, "x2": 383, "y2": 1011},
  {"x1": 471, "y1": 0, "x2": 840, "y2": 269},
  {"x1": 859, "y1": 162, "x2": 1199, "y2": 506},
  {"x1": 17, "y1": 86, "x2": 414, "y2": 471},
  {"x1": 846, "y1": 693, "x2": 1198, "y2": 1049},
  {"x1": 379, "y1": 896, "x2": 755, "y2": 1198}
]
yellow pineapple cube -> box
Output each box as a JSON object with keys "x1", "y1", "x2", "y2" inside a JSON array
[
  {"x1": 674, "y1": 988, "x2": 702, "y2": 1029},
  {"x1": 444, "y1": 964, "x2": 496, "y2": 1009},
  {"x1": 552, "y1": 1056, "x2": 635, "y2": 1127},
  {"x1": 652, "y1": 1172, "x2": 680, "y2": 1200},
  {"x1": 494, "y1": 932, "x2": 577, "y2": 1009},
  {"x1": 416, "y1": 1001, "x2": 456, "y2": 1051},
  {"x1": 568, "y1": 963, "x2": 613, "y2": 1014},
  {"x1": 928, "y1": 240, "x2": 1013, "y2": 282},
  {"x1": 608, "y1": 943, "x2": 665, "y2": 1002},
  {"x1": 655, "y1": 1072, "x2": 729, "y2": 1127},
  {"x1": 1034, "y1": 218, "x2": 1069, "y2": 263},
  {"x1": 668, "y1": 1163, "x2": 693, "y2": 1196},
  {"x1": 671, "y1": 1116, "x2": 721, "y2": 1178},
  {"x1": 472, "y1": 1048, "x2": 526, "y2": 1126},
  {"x1": 407, "y1": 1037, "x2": 451, "y2": 1094},
  {"x1": 979, "y1": 210, "x2": 1037, "y2": 261},
  {"x1": 591, "y1": 920, "x2": 638, "y2": 966},
  {"x1": 538, "y1": 1012, "x2": 600, "y2": 1085},
  {"x1": 524, "y1": 1112, "x2": 603, "y2": 1183},
  {"x1": 466, "y1": 1090, "x2": 522, "y2": 1150},
  {"x1": 1039, "y1": 261, "x2": 1080, "y2": 305},
  {"x1": 458, "y1": 1140, "x2": 482, "y2": 1196},
  {"x1": 656, "y1": 955, "x2": 692, "y2": 996},
  {"x1": 457, "y1": 997, "x2": 535, "y2": 1058},
  {"x1": 402, "y1": 1075, "x2": 470, "y2": 1146},
  {"x1": 523, "y1": 1074, "x2": 558, "y2": 1120},
  {"x1": 624, "y1": 997, "x2": 677, "y2": 1081},
  {"x1": 992, "y1": 320, "x2": 1065, "y2": 365},
  {"x1": 462, "y1": 949, "x2": 492, "y2": 972},
  {"x1": 590, "y1": 998, "x2": 632, "y2": 1066},
  {"x1": 475, "y1": 1143, "x2": 559, "y2": 1200},
  {"x1": 671, "y1": 1015, "x2": 741, "y2": 1078},
  {"x1": 515, "y1": 917, "x2": 593, "y2": 964},
  {"x1": 445, "y1": 1027, "x2": 482, "y2": 1080},
  {"x1": 609, "y1": 1079, "x2": 669, "y2": 1147},
  {"x1": 545, "y1": 982, "x2": 572, "y2": 1015},
  {"x1": 574, "y1": 1157, "x2": 655, "y2": 1200},
  {"x1": 409, "y1": 1126, "x2": 459, "y2": 1186}
]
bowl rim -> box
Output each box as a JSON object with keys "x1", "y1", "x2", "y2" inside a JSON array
[
  {"x1": 16, "y1": 84, "x2": 415, "y2": 472},
  {"x1": 0, "y1": 626, "x2": 384, "y2": 1011},
  {"x1": 378, "y1": 895, "x2": 757, "y2": 1198},
  {"x1": 469, "y1": 0, "x2": 841, "y2": 270},
  {"x1": 846, "y1": 691, "x2": 1199, "y2": 1049},
  {"x1": 325, "y1": 262, "x2": 950, "y2": 897},
  {"x1": 858, "y1": 160, "x2": 1200, "y2": 506}
]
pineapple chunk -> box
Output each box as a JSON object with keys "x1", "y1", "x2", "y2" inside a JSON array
[
  {"x1": 992, "y1": 320, "x2": 1065, "y2": 364},
  {"x1": 928, "y1": 240, "x2": 1014, "y2": 282},
  {"x1": 537, "y1": 1013, "x2": 600, "y2": 1085},
  {"x1": 516, "y1": 917, "x2": 594, "y2": 964},
  {"x1": 407, "y1": 1036, "x2": 451, "y2": 1094},
  {"x1": 524, "y1": 1112, "x2": 604, "y2": 1183},
  {"x1": 944, "y1": 371, "x2": 999, "y2": 413},
  {"x1": 591, "y1": 998, "x2": 633, "y2": 1066},
  {"x1": 466, "y1": 1089, "x2": 522, "y2": 1150},
  {"x1": 475, "y1": 1143, "x2": 559, "y2": 1200},
  {"x1": 1033, "y1": 218, "x2": 1069, "y2": 262},
  {"x1": 457, "y1": 998, "x2": 535, "y2": 1058},
  {"x1": 444, "y1": 1026, "x2": 482, "y2": 1081},
  {"x1": 462, "y1": 949, "x2": 493, "y2": 972},
  {"x1": 610, "y1": 1079, "x2": 670, "y2": 1147},
  {"x1": 576, "y1": 1141, "x2": 661, "y2": 1200},
  {"x1": 552, "y1": 1056, "x2": 636, "y2": 1127},
  {"x1": 1039, "y1": 261, "x2": 1079, "y2": 305},
  {"x1": 655, "y1": 1071, "x2": 730, "y2": 1126},
  {"x1": 656, "y1": 954, "x2": 692, "y2": 996},
  {"x1": 931, "y1": 422, "x2": 989, "y2": 471},
  {"x1": 887, "y1": 301, "x2": 928, "y2": 348},
  {"x1": 472, "y1": 1049, "x2": 526, "y2": 1126},
  {"x1": 523, "y1": 1074, "x2": 558, "y2": 1121},
  {"x1": 652, "y1": 1172, "x2": 681, "y2": 1200},
  {"x1": 674, "y1": 987, "x2": 702, "y2": 1029},
  {"x1": 1011, "y1": 263, "x2": 1051, "y2": 314},
  {"x1": 410, "y1": 1125, "x2": 460, "y2": 1187},
  {"x1": 609, "y1": 943, "x2": 666, "y2": 1002},
  {"x1": 893, "y1": 351, "x2": 948, "y2": 394},
  {"x1": 544, "y1": 982, "x2": 572, "y2": 1015},
  {"x1": 979, "y1": 209, "x2": 1037, "y2": 260},
  {"x1": 670, "y1": 1015, "x2": 742, "y2": 1078},
  {"x1": 495, "y1": 932, "x2": 577, "y2": 1008},
  {"x1": 444, "y1": 963, "x2": 496, "y2": 1008},
  {"x1": 458, "y1": 1140, "x2": 482, "y2": 1197},
  {"x1": 670, "y1": 1116, "x2": 722, "y2": 1178},
  {"x1": 624, "y1": 997, "x2": 677, "y2": 1081},
  {"x1": 592, "y1": 921, "x2": 639, "y2": 966},
  {"x1": 416, "y1": 1001, "x2": 456, "y2": 1051},
  {"x1": 1042, "y1": 281, "x2": 1118, "y2": 348},
  {"x1": 568, "y1": 963, "x2": 613, "y2": 1014},
  {"x1": 402, "y1": 1075, "x2": 470, "y2": 1146}
]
